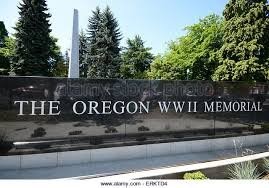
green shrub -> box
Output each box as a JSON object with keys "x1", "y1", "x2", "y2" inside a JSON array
[
  {"x1": 228, "y1": 161, "x2": 261, "y2": 179},
  {"x1": 183, "y1": 171, "x2": 208, "y2": 180},
  {"x1": 263, "y1": 158, "x2": 269, "y2": 173}
]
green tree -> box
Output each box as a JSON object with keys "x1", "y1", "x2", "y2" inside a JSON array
[
  {"x1": 12, "y1": 0, "x2": 54, "y2": 76},
  {"x1": 51, "y1": 60, "x2": 68, "y2": 77},
  {"x1": 86, "y1": 7, "x2": 101, "y2": 78},
  {"x1": 147, "y1": 55, "x2": 183, "y2": 80},
  {"x1": 0, "y1": 37, "x2": 15, "y2": 58},
  {"x1": 0, "y1": 21, "x2": 12, "y2": 75},
  {"x1": 0, "y1": 21, "x2": 8, "y2": 48},
  {"x1": 120, "y1": 35, "x2": 153, "y2": 79},
  {"x1": 79, "y1": 30, "x2": 88, "y2": 78},
  {"x1": 213, "y1": 0, "x2": 269, "y2": 81},
  {"x1": 49, "y1": 36, "x2": 67, "y2": 77},
  {"x1": 64, "y1": 50, "x2": 70, "y2": 65},
  {"x1": 0, "y1": 37, "x2": 16, "y2": 74},
  {"x1": 148, "y1": 14, "x2": 224, "y2": 80},
  {"x1": 87, "y1": 6, "x2": 122, "y2": 78},
  {"x1": 53, "y1": 50, "x2": 69, "y2": 77}
]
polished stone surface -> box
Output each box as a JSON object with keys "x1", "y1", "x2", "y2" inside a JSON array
[{"x1": 0, "y1": 77, "x2": 268, "y2": 147}]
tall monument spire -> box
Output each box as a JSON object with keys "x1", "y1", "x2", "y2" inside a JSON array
[{"x1": 68, "y1": 9, "x2": 79, "y2": 78}]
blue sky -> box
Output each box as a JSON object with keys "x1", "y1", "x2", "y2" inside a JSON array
[{"x1": 0, "y1": 0, "x2": 228, "y2": 55}]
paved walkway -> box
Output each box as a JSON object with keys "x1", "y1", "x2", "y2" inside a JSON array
[{"x1": 0, "y1": 145, "x2": 268, "y2": 179}]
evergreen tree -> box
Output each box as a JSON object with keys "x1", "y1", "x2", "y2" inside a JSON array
[
  {"x1": 0, "y1": 21, "x2": 10, "y2": 75},
  {"x1": 213, "y1": 0, "x2": 269, "y2": 81},
  {"x1": 56, "y1": 49, "x2": 69, "y2": 77},
  {"x1": 12, "y1": 0, "x2": 54, "y2": 76},
  {"x1": 51, "y1": 57, "x2": 68, "y2": 77},
  {"x1": 87, "y1": 7, "x2": 102, "y2": 78},
  {"x1": 49, "y1": 36, "x2": 66, "y2": 77},
  {"x1": 0, "y1": 21, "x2": 8, "y2": 48},
  {"x1": 120, "y1": 35, "x2": 153, "y2": 79},
  {"x1": 87, "y1": 6, "x2": 122, "y2": 78},
  {"x1": 79, "y1": 30, "x2": 88, "y2": 78},
  {"x1": 64, "y1": 50, "x2": 70, "y2": 65}
]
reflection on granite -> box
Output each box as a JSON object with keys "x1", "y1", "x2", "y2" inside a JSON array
[{"x1": 0, "y1": 77, "x2": 268, "y2": 148}]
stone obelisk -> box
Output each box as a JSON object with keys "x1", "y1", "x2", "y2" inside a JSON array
[{"x1": 68, "y1": 9, "x2": 79, "y2": 78}]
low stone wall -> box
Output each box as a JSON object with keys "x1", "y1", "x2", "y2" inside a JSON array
[{"x1": 1, "y1": 133, "x2": 269, "y2": 171}]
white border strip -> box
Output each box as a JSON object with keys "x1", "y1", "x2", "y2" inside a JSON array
[{"x1": 82, "y1": 151, "x2": 269, "y2": 181}]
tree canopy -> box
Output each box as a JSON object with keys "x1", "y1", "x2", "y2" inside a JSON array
[
  {"x1": 2, "y1": 0, "x2": 268, "y2": 81},
  {"x1": 213, "y1": 0, "x2": 269, "y2": 81},
  {"x1": 87, "y1": 6, "x2": 122, "y2": 78},
  {"x1": 79, "y1": 30, "x2": 88, "y2": 78},
  {"x1": 12, "y1": 0, "x2": 61, "y2": 76},
  {"x1": 148, "y1": 14, "x2": 224, "y2": 80},
  {"x1": 49, "y1": 36, "x2": 66, "y2": 77},
  {"x1": 0, "y1": 21, "x2": 8, "y2": 48},
  {"x1": 0, "y1": 21, "x2": 12, "y2": 75},
  {"x1": 120, "y1": 35, "x2": 154, "y2": 79}
]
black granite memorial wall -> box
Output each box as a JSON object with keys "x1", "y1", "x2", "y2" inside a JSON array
[{"x1": 0, "y1": 76, "x2": 268, "y2": 153}]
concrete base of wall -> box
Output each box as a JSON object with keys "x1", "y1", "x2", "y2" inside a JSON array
[
  {"x1": 88, "y1": 151, "x2": 269, "y2": 180},
  {"x1": 0, "y1": 134, "x2": 269, "y2": 171}
]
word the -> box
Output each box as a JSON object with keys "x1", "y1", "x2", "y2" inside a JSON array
[{"x1": 14, "y1": 101, "x2": 61, "y2": 115}]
